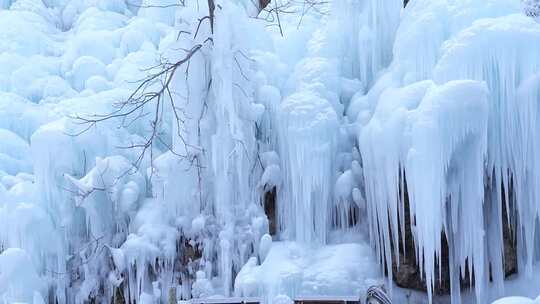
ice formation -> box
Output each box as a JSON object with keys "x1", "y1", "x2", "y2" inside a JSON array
[
  {"x1": 492, "y1": 296, "x2": 540, "y2": 304},
  {"x1": 0, "y1": 0, "x2": 540, "y2": 303},
  {"x1": 360, "y1": 79, "x2": 490, "y2": 301},
  {"x1": 278, "y1": 90, "x2": 338, "y2": 244},
  {"x1": 356, "y1": 1, "x2": 540, "y2": 304},
  {"x1": 234, "y1": 242, "x2": 379, "y2": 301}
]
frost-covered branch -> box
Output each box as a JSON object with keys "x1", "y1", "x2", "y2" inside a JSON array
[
  {"x1": 255, "y1": 0, "x2": 328, "y2": 34},
  {"x1": 73, "y1": 40, "x2": 211, "y2": 169}
]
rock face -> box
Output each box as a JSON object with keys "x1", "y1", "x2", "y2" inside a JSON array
[
  {"x1": 259, "y1": 0, "x2": 271, "y2": 11},
  {"x1": 264, "y1": 187, "x2": 277, "y2": 236},
  {"x1": 391, "y1": 182, "x2": 517, "y2": 295},
  {"x1": 502, "y1": 198, "x2": 518, "y2": 277},
  {"x1": 114, "y1": 287, "x2": 126, "y2": 304},
  {"x1": 391, "y1": 185, "x2": 453, "y2": 294}
]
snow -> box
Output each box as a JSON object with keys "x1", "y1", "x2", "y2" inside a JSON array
[
  {"x1": 492, "y1": 297, "x2": 540, "y2": 304},
  {"x1": 234, "y1": 241, "x2": 380, "y2": 302},
  {"x1": 272, "y1": 295, "x2": 294, "y2": 304}
]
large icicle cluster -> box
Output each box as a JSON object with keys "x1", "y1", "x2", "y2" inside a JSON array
[
  {"x1": 360, "y1": 80, "x2": 490, "y2": 301},
  {"x1": 278, "y1": 90, "x2": 338, "y2": 244},
  {"x1": 274, "y1": 0, "x2": 402, "y2": 246},
  {"x1": 234, "y1": 0, "x2": 401, "y2": 301},
  {"x1": 353, "y1": 0, "x2": 540, "y2": 303},
  {"x1": 0, "y1": 0, "x2": 404, "y2": 302},
  {"x1": 435, "y1": 12, "x2": 540, "y2": 271},
  {"x1": 0, "y1": 0, "x2": 270, "y2": 302}
]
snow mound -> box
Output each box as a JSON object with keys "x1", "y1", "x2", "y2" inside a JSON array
[
  {"x1": 492, "y1": 296, "x2": 540, "y2": 304},
  {"x1": 234, "y1": 242, "x2": 380, "y2": 302}
]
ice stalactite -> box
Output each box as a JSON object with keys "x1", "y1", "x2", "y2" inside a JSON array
[
  {"x1": 233, "y1": 1, "x2": 388, "y2": 300},
  {"x1": 210, "y1": 1, "x2": 267, "y2": 296},
  {"x1": 359, "y1": 80, "x2": 489, "y2": 302},
  {"x1": 407, "y1": 81, "x2": 489, "y2": 303},
  {"x1": 1, "y1": 0, "x2": 271, "y2": 302},
  {"x1": 274, "y1": 0, "x2": 402, "y2": 244},
  {"x1": 434, "y1": 13, "x2": 540, "y2": 281},
  {"x1": 64, "y1": 156, "x2": 146, "y2": 303},
  {"x1": 327, "y1": 0, "x2": 402, "y2": 239},
  {"x1": 3, "y1": 0, "x2": 540, "y2": 303},
  {"x1": 276, "y1": 4, "x2": 347, "y2": 245},
  {"x1": 146, "y1": 0, "x2": 269, "y2": 299},
  {"x1": 28, "y1": 115, "x2": 151, "y2": 303},
  {"x1": 332, "y1": 0, "x2": 401, "y2": 86},
  {"x1": 356, "y1": 2, "x2": 540, "y2": 303},
  {"x1": 278, "y1": 90, "x2": 338, "y2": 244}
]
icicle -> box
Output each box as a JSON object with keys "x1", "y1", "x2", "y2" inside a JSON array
[
  {"x1": 434, "y1": 13, "x2": 540, "y2": 288},
  {"x1": 360, "y1": 80, "x2": 489, "y2": 303},
  {"x1": 278, "y1": 90, "x2": 338, "y2": 244},
  {"x1": 333, "y1": 0, "x2": 402, "y2": 86}
]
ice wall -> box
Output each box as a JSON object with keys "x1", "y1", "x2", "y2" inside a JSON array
[
  {"x1": 1, "y1": 0, "x2": 539, "y2": 303},
  {"x1": 0, "y1": 0, "x2": 403, "y2": 301},
  {"x1": 356, "y1": 1, "x2": 540, "y2": 303},
  {"x1": 434, "y1": 13, "x2": 540, "y2": 279},
  {"x1": 332, "y1": 0, "x2": 401, "y2": 85},
  {"x1": 0, "y1": 0, "x2": 269, "y2": 302},
  {"x1": 360, "y1": 80, "x2": 489, "y2": 301}
]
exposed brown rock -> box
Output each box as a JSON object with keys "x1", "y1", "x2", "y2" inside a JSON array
[
  {"x1": 259, "y1": 0, "x2": 270, "y2": 11},
  {"x1": 391, "y1": 184, "x2": 454, "y2": 295},
  {"x1": 114, "y1": 285, "x2": 125, "y2": 304},
  {"x1": 264, "y1": 187, "x2": 277, "y2": 236},
  {"x1": 168, "y1": 287, "x2": 177, "y2": 304},
  {"x1": 502, "y1": 184, "x2": 517, "y2": 277},
  {"x1": 391, "y1": 178, "x2": 517, "y2": 295}
]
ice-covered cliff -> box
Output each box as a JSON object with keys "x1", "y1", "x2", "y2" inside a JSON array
[{"x1": 0, "y1": 0, "x2": 539, "y2": 303}]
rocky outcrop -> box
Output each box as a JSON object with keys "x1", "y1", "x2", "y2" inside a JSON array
[
  {"x1": 259, "y1": 0, "x2": 270, "y2": 12},
  {"x1": 264, "y1": 187, "x2": 277, "y2": 236},
  {"x1": 391, "y1": 185, "x2": 454, "y2": 294},
  {"x1": 391, "y1": 181, "x2": 517, "y2": 295}
]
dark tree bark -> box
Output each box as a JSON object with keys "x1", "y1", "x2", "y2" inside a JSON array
[{"x1": 208, "y1": 0, "x2": 215, "y2": 33}]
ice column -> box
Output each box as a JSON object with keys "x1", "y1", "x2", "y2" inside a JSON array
[{"x1": 278, "y1": 91, "x2": 338, "y2": 244}]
